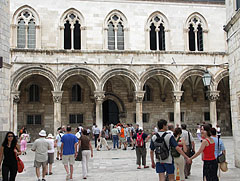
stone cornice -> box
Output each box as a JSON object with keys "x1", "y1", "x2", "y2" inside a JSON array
[
  {"x1": 10, "y1": 48, "x2": 227, "y2": 57},
  {"x1": 224, "y1": 10, "x2": 240, "y2": 32}
]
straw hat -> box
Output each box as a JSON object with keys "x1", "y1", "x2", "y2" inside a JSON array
[
  {"x1": 39, "y1": 130, "x2": 46, "y2": 137},
  {"x1": 47, "y1": 133, "x2": 54, "y2": 139},
  {"x1": 220, "y1": 162, "x2": 228, "y2": 172}
]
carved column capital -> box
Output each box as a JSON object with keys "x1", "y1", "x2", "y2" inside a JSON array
[
  {"x1": 172, "y1": 91, "x2": 183, "y2": 102},
  {"x1": 52, "y1": 91, "x2": 63, "y2": 103},
  {"x1": 135, "y1": 91, "x2": 145, "y2": 103},
  {"x1": 207, "y1": 91, "x2": 220, "y2": 102},
  {"x1": 11, "y1": 91, "x2": 20, "y2": 103},
  {"x1": 94, "y1": 91, "x2": 105, "y2": 103}
]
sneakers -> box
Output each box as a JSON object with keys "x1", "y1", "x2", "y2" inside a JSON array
[
  {"x1": 66, "y1": 174, "x2": 70, "y2": 180},
  {"x1": 137, "y1": 166, "x2": 141, "y2": 169}
]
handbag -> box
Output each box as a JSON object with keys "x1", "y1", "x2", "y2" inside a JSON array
[
  {"x1": 15, "y1": 153, "x2": 24, "y2": 173},
  {"x1": 188, "y1": 131, "x2": 195, "y2": 157},
  {"x1": 75, "y1": 146, "x2": 82, "y2": 161},
  {"x1": 217, "y1": 137, "x2": 226, "y2": 163}
]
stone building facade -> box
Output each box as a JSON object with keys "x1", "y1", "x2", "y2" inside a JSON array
[
  {"x1": 8, "y1": 0, "x2": 230, "y2": 140},
  {"x1": 0, "y1": 0, "x2": 11, "y2": 131},
  {"x1": 225, "y1": 0, "x2": 240, "y2": 168}
]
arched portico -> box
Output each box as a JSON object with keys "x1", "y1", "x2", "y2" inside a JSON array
[{"x1": 10, "y1": 66, "x2": 57, "y2": 135}]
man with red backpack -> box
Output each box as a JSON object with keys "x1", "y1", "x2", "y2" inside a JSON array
[{"x1": 132, "y1": 127, "x2": 150, "y2": 169}]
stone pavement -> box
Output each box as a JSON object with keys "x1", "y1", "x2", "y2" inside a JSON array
[{"x1": 9, "y1": 137, "x2": 240, "y2": 181}]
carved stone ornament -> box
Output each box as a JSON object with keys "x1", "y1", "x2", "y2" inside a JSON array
[
  {"x1": 94, "y1": 91, "x2": 105, "y2": 102},
  {"x1": 53, "y1": 95, "x2": 62, "y2": 103},
  {"x1": 51, "y1": 91, "x2": 63, "y2": 103},
  {"x1": 172, "y1": 91, "x2": 183, "y2": 102},
  {"x1": 13, "y1": 94, "x2": 20, "y2": 103},
  {"x1": 207, "y1": 91, "x2": 220, "y2": 102},
  {"x1": 135, "y1": 91, "x2": 145, "y2": 103}
]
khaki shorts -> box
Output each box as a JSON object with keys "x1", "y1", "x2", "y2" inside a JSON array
[
  {"x1": 34, "y1": 160, "x2": 47, "y2": 168},
  {"x1": 48, "y1": 153, "x2": 54, "y2": 164},
  {"x1": 57, "y1": 146, "x2": 61, "y2": 153},
  {"x1": 119, "y1": 137, "x2": 126, "y2": 143},
  {"x1": 62, "y1": 154, "x2": 75, "y2": 165}
]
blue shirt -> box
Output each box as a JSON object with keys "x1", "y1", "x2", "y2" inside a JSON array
[
  {"x1": 211, "y1": 136, "x2": 225, "y2": 158},
  {"x1": 61, "y1": 134, "x2": 78, "y2": 155}
]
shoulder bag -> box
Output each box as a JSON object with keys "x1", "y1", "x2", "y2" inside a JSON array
[
  {"x1": 217, "y1": 137, "x2": 226, "y2": 163},
  {"x1": 15, "y1": 149, "x2": 24, "y2": 173},
  {"x1": 188, "y1": 131, "x2": 195, "y2": 157}
]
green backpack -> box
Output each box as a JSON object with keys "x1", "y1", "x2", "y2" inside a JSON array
[{"x1": 171, "y1": 137, "x2": 181, "y2": 158}]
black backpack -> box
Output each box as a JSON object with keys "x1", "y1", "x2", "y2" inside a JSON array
[
  {"x1": 171, "y1": 137, "x2": 181, "y2": 158},
  {"x1": 154, "y1": 132, "x2": 169, "y2": 160}
]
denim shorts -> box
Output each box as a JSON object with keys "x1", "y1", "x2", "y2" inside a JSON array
[{"x1": 156, "y1": 162, "x2": 175, "y2": 174}]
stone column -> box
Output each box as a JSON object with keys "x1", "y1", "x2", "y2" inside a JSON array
[
  {"x1": 156, "y1": 28, "x2": 160, "y2": 50},
  {"x1": 173, "y1": 91, "x2": 183, "y2": 127},
  {"x1": 94, "y1": 91, "x2": 105, "y2": 130},
  {"x1": 207, "y1": 91, "x2": 220, "y2": 128},
  {"x1": 11, "y1": 91, "x2": 20, "y2": 135},
  {"x1": 52, "y1": 91, "x2": 63, "y2": 136},
  {"x1": 71, "y1": 24, "x2": 74, "y2": 50},
  {"x1": 135, "y1": 91, "x2": 145, "y2": 128}
]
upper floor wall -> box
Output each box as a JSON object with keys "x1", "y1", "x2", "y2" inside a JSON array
[
  {"x1": 1, "y1": 0, "x2": 10, "y2": 63},
  {"x1": 10, "y1": 0, "x2": 226, "y2": 52}
]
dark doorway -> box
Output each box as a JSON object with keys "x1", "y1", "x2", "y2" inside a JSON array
[{"x1": 103, "y1": 100, "x2": 119, "y2": 126}]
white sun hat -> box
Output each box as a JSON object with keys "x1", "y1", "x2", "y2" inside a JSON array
[{"x1": 39, "y1": 130, "x2": 46, "y2": 137}]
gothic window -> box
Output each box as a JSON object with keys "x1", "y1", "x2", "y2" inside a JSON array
[
  {"x1": 29, "y1": 84, "x2": 39, "y2": 102},
  {"x1": 63, "y1": 13, "x2": 81, "y2": 50},
  {"x1": 149, "y1": 15, "x2": 166, "y2": 51},
  {"x1": 107, "y1": 14, "x2": 125, "y2": 50},
  {"x1": 17, "y1": 10, "x2": 36, "y2": 48},
  {"x1": 72, "y1": 84, "x2": 81, "y2": 102},
  {"x1": 187, "y1": 16, "x2": 205, "y2": 51},
  {"x1": 143, "y1": 84, "x2": 151, "y2": 101}
]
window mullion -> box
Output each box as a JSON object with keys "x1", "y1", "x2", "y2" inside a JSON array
[{"x1": 114, "y1": 26, "x2": 118, "y2": 50}]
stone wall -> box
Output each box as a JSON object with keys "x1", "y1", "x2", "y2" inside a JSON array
[{"x1": 0, "y1": 0, "x2": 10, "y2": 131}]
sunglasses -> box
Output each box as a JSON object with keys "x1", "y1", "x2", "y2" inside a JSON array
[{"x1": 8, "y1": 135, "x2": 14, "y2": 138}]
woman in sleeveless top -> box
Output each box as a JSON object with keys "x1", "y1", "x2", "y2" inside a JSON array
[
  {"x1": 173, "y1": 128, "x2": 187, "y2": 181},
  {"x1": 0, "y1": 131, "x2": 21, "y2": 181},
  {"x1": 189, "y1": 124, "x2": 218, "y2": 181},
  {"x1": 79, "y1": 129, "x2": 93, "y2": 179}
]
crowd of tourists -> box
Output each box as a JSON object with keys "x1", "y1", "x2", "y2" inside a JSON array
[{"x1": 0, "y1": 120, "x2": 227, "y2": 181}]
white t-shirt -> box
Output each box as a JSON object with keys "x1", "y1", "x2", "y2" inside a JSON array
[
  {"x1": 75, "y1": 132, "x2": 81, "y2": 139},
  {"x1": 46, "y1": 139, "x2": 55, "y2": 153},
  {"x1": 56, "y1": 133, "x2": 64, "y2": 147}
]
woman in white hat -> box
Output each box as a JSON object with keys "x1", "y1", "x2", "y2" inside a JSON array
[{"x1": 46, "y1": 133, "x2": 55, "y2": 175}]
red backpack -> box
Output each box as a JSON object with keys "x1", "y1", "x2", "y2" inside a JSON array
[{"x1": 136, "y1": 133, "x2": 144, "y2": 147}]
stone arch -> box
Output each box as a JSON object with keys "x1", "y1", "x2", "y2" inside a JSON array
[
  {"x1": 58, "y1": 67, "x2": 99, "y2": 91},
  {"x1": 11, "y1": 66, "x2": 57, "y2": 91},
  {"x1": 179, "y1": 67, "x2": 214, "y2": 90},
  {"x1": 100, "y1": 68, "x2": 138, "y2": 91},
  {"x1": 214, "y1": 69, "x2": 229, "y2": 89},
  {"x1": 104, "y1": 92, "x2": 126, "y2": 114},
  {"x1": 12, "y1": 5, "x2": 40, "y2": 25},
  {"x1": 140, "y1": 68, "x2": 177, "y2": 91},
  {"x1": 146, "y1": 11, "x2": 169, "y2": 31},
  {"x1": 104, "y1": 9, "x2": 128, "y2": 29},
  {"x1": 60, "y1": 8, "x2": 85, "y2": 26},
  {"x1": 185, "y1": 12, "x2": 208, "y2": 30}
]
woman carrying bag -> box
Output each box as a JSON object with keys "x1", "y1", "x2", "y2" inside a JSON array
[
  {"x1": 0, "y1": 131, "x2": 21, "y2": 181},
  {"x1": 79, "y1": 129, "x2": 93, "y2": 179}
]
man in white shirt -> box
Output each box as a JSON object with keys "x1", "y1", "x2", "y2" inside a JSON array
[{"x1": 181, "y1": 124, "x2": 195, "y2": 179}]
